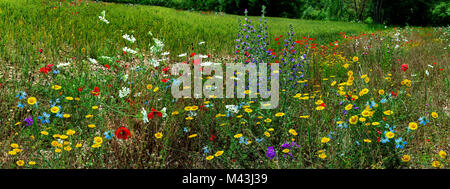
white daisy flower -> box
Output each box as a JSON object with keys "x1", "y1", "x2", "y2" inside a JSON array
[
  {"x1": 119, "y1": 87, "x2": 130, "y2": 98},
  {"x1": 57, "y1": 62, "x2": 71, "y2": 68},
  {"x1": 88, "y1": 58, "x2": 97, "y2": 64},
  {"x1": 123, "y1": 47, "x2": 137, "y2": 54},
  {"x1": 141, "y1": 108, "x2": 148, "y2": 123},
  {"x1": 122, "y1": 34, "x2": 136, "y2": 43}
]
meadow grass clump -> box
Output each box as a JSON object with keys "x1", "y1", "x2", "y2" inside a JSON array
[{"x1": 0, "y1": 0, "x2": 448, "y2": 169}]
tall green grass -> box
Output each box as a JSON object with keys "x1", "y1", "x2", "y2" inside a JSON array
[{"x1": 0, "y1": 0, "x2": 373, "y2": 63}]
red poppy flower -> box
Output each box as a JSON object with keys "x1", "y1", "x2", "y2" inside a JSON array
[
  {"x1": 210, "y1": 134, "x2": 217, "y2": 141},
  {"x1": 40, "y1": 67, "x2": 49, "y2": 74},
  {"x1": 127, "y1": 99, "x2": 133, "y2": 105},
  {"x1": 162, "y1": 79, "x2": 168, "y2": 83},
  {"x1": 91, "y1": 87, "x2": 100, "y2": 96},
  {"x1": 78, "y1": 86, "x2": 85, "y2": 92},
  {"x1": 115, "y1": 127, "x2": 131, "y2": 140},
  {"x1": 401, "y1": 64, "x2": 408, "y2": 72},
  {"x1": 39, "y1": 64, "x2": 53, "y2": 74},
  {"x1": 162, "y1": 67, "x2": 170, "y2": 74},
  {"x1": 104, "y1": 64, "x2": 110, "y2": 69},
  {"x1": 190, "y1": 52, "x2": 196, "y2": 57},
  {"x1": 39, "y1": 49, "x2": 43, "y2": 53},
  {"x1": 391, "y1": 91, "x2": 397, "y2": 97},
  {"x1": 147, "y1": 108, "x2": 162, "y2": 120},
  {"x1": 46, "y1": 64, "x2": 53, "y2": 71}
]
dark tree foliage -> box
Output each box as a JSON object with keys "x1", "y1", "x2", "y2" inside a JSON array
[{"x1": 100, "y1": 0, "x2": 450, "y2": 26}]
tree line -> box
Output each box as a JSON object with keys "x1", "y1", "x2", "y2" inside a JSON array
[{"x1": 100, "y1": 0, "x2": 449, "y2": 26}]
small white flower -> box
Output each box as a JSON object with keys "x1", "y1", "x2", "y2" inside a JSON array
[
  {"x1": 123, "y1": 47, "x2": 137, "y2": 54},
  {"x1": 122, "y1": 34, "x2": 136, "y2": 43},
  {"x1": 100, "y1": 56, "x2": 113, "y2": 61},
  {"x1": 119, "y1": 87, "x2": 130, "y2": 98},
  {"x1": 425, "y1": 70, "x2": 429, "y2": 76},
  {"x1": 57, "y1": 62, "x2": 71, "y2": 68},
  {"x1": 427, "y1": 64, "x2": 434, "y2": 68},
  {"x1": 141, "y1": 108, "x2": 148, "y2": 123},
  {"x1": 225, "y1": 105, "x2": 239, "y2": 114},
  {"x1": 88, "y1": 58, "x2": 97, "y2": 64},
  {"x1": 161, "y1": 52, "x2": 170, "y2": 56},
  {"x1": 198, "y1": 41, "x2": 205, "y2": 45},
  {"x1": 149, "y1": 59, "x2": 160, "y2": 67},
  {"x1": 161, "y1": 107, "x2": 167, "y2": 118},
  {"x1": 99, "y1": 11, "x2": 109, "y2": 24},
  {"x1": 178, "y1": 53, "x2": 187, "y2": 57}
]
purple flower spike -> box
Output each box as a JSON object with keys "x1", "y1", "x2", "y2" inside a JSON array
[
  {"x1": 266, "y1": 146, "x2": 275, "y2": 159},
  {"x1": 24, "y1": 116, "x2": 33, "y2": 126}
]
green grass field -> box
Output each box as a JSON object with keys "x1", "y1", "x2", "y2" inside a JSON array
[{"x1": 0, "y1": 0, "x2": 448, "y2": 169}]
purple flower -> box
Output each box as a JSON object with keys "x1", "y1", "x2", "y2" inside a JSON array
[
  {"x1": 24, "y1": 116, "x2": 33, "y2": 126},
  {"x1": 266, "y1": 146, "x2": 275, "y2": 159}
]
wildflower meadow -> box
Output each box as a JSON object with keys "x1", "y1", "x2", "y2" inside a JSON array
[{"x1": 0, "y1": 0, "x2": 448, "y2": 170}]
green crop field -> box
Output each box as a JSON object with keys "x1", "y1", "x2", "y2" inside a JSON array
[{"x1": 0, "y1": 0, "x2": 448, "y2": 169}]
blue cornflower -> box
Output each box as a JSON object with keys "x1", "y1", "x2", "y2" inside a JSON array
[
  {"x1": 256, "y1": 138, "x2": 264, "y2": 143},
  {"x1": 55, "y1": 112, "x2": 64, "y2": 118},
  {"x1": 104, "y1": 131, "x2": 113, "y2": 140},
  {"x1": 16, "y1": 91, "x2": 27, "y2": 100},
  {"x1": 395, "y1": 137, "x2": 407, "y2": 149},
  {"x1": 17, "y1": 102, "x2": 24, "y2": 109},
  {"x1": 38, "y1": 112, "x2": 50, "y2": 124},
  {"x1": 202, "y1": 146, "x2": 210, "y2": 154},
  {"x1": 366, "y1": 101, "x2": 376, "y2": 109},
  {"x1": 328, "y1": 131, "x2": 335, "y2": 140},
  {"x1": 239, "y1": 136, "x2": 249, "y2": 145},
  {"x1": 50, "y1": 98, "x2": 60, "y2": 107},
  {"x1": 338, "y1": 122, "x2": 348, "y2": 128},
  {"x1": 418, "y1": 116, "x2": 429, "y2": 125}
]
